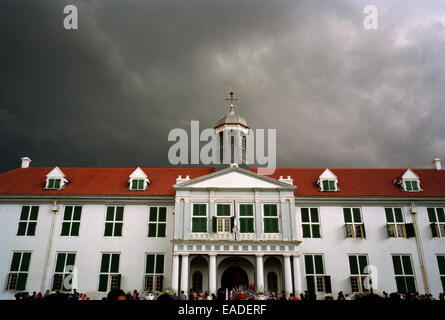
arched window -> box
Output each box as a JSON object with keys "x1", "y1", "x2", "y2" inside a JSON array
[
  {"x1": 192, "y1": 271, "x2": 203, "y2": 291},
  {"x1": 267, "y1": 271, "x2": 278, "y2": 293}
]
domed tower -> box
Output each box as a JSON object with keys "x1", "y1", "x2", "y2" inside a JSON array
[{"x1": 214, "y1": 92, "x2": 250, "y2": 165}]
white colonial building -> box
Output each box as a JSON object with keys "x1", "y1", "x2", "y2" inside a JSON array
[{"x1": 0, "y1": 103, "x2": 445, "y2": 300}]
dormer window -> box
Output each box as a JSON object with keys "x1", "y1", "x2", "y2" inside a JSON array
[
  {"x1": 396, "y1": 169, "x2": 422, "y2": 192},
  {"x1": 128, "y1": 167, "x2": 150, "y2": 191},
  {"x1": 317, "y1": 169, "x2": 338, "y2": 192},
  {"x1": 45, "y1": 167, "x2": 68, "y2": 190}
]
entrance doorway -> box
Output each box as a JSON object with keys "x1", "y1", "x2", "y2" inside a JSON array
[{"x1": 221, "y1": 266, "x2": 249, "y2": 290}]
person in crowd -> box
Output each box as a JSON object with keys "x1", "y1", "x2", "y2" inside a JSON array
[
  {"x1": 337, "y1": 291, "x2": 345, "y2": 300},
  {"x1": 107, "y1": 289, "x2": 127, "y2": 300}
]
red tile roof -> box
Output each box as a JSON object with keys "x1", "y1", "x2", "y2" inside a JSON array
[
  {"x1": 251, "y1": 168, "x2": 445, "y2": 197},
  {"x1": 0, "y1": 167, "x2": 215, "y2": 196},
  {"x1": 1, "y1": 166, "x2": 445, "y2": 197}
]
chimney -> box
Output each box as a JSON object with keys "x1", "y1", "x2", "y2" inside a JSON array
[
  {"x1": 176, "y1": 175, "x2": 191, "y2": 184},
  {"x1": 21, "y1": 157, "x2": 31, "y2": 168},
  {"x1": 279, "y1": 175, "x2": 294, "y2": 185},
  {"x1": 433, "y1": 158, "x2": 442, "y2": 170}
]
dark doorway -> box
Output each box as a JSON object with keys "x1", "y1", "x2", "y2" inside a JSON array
[{"x1": 221, "y1": 266, "x2": 249, "y2": 290}]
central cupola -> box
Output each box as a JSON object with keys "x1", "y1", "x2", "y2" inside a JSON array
[{"x1": 214, "y1": 92, "x2": 250, "y2": 165}]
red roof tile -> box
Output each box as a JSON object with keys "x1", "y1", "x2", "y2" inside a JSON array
[
  {"x1": 251, "y1": 168, "x2": 445, "y2": 197},
  {"x1": 0, "y1": 167, "x2": 215, "y2": 196}
]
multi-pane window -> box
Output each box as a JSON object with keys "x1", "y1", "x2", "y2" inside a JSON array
[
  {"x1": 322, "y1": 180, "x2": 336, "y2": 191},
  {"x1": 98, "y1": 253, "x2": 120, "y2": 292},
  {"x1": 192, "y1": 204, "x2": 207, "y2": 233},
  {"x1": 239, "y1": 204, "x2": 254, "y2": 233},
  {"x1": 61, "y1": 206, "x2": 82, "y2": 236},
  {"x1": 427, "y1": 208, "x2": 445, "y2": 238},
  {"x1": 104, "y1": 206, "x2": 124, "y2": 237},
  {"x1": 263, "y1": 204, "x2": 279, "y2": 233},
  {"x1": 301, "y1": 208, "x2": 321, "y2": 238},
  {"x1": 47, "y1": 178, "x2": 61, "y2": 189},
  {"x1": 145, "y1": 254, "x2": 164, "y2": 292},
  {"x1": 385, "y1": 208, "x2": 415, "y2": 238},
  {"x1": 148, "y1": 207, "x2": 167, "y2": 237},
  {"x1": 131, "y1": 179, "x2": 145, "y2": 190},
  {"x1": 404, "y1": 180, "x2": 419, "y2": 192},
  {"x1": 52, "y1": 253, "x2": 76, "y2": 291},
  {"x1": 343, "y1": 208, "x2": 366, "y2": 238},
  {"x1": 348, "y1": 255, "x2": 369, "y2": 293},
  {"x1": 392, "y1": 255, "x2": 416, "y2": 293},
  {"x1": 437, "y1": 255, "x2": 445, "y2": 293},
  {"x1": 304, "y1": 254, "x2": 331, "y2": 293},
  {"x1": 17, "y1": 206, "x2": 39, "y2": 236},
  {"x1": 216, "y1": 204, "x2": 231, "y2": 233},
  {"x1": 7, "y1": 252, "x2": 31, "y2": 290}
]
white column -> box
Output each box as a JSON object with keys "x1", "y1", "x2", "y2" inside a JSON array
[
  {"x1": 209, "y1": 254, "x2": 217, "y2": 295},
  {"x1": 180, "y1": 254, "x2": 189, "y2": 294},
  {"x1": 283, "y1": 254, "x2": 293, "y2": 298},
  {"x1": 171, "y1": 254, "x2": 180, "y2": 293},
  {"x1": 292, "y1": 255, "x2": 302, "y2": 297},
  {"x1": 256, "y1": 254, "x2": 264, "y2": 293}
]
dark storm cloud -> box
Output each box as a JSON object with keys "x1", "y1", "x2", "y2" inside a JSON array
[{"x1": 1, "y1": 0, "x2": 445, "y2": 171}]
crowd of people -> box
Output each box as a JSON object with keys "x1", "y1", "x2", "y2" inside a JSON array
[{"x1": 12, "y1": 287, "x2": 445, "y2": 301}]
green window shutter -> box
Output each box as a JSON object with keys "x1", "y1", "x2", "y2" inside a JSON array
[
  {"x1": 312, "y1": 225, "x2": 321, "y2": 238},
  {"x1": 353, "y1": 208, "x2": 361, "y2": 223},
  {"x1": 148, "y1": 223, "x2": 157, "y2": 237},
  {"x1": 138, "y1": 179, "x2": 144, "y2": 190},
  {"x1": 55, "y1": 253, "x2": 66, "y2": 273},
  {"x1": 305, "y1": 255, "x2": 314, "y2": 274},
  {"x1": 157, "y1": 224, "x2": 166, "y2": 237},
  {"x1": 394, "y1": 208, "x2": 403, "y2": 222},
  {"x1": 16, "y1": 273, "x2": 28, "y2": 291},
  {"x1": 17, "y1": 222, "x2": 27, "y2": 236},
  {"x1": 322, "y1": 180, "x2": 329, "y2": 191},
  {"x1": 110, "y1": 254, "x2": 120, "y2": 273},
  {"x1": 73, "y1": 207, "x2": 82, "y2": 220},
  {"x1": 71, "y1": 222, "x2": 80, "y2": 236},
  {"x1": 149, "y1": 207, "x2": 157, "y2": 222},
  {"x1": 427, "y1": 208, "x2": 437, "y2": 222},
  {"x1": 98, "y1": 275, "x2": 108, "y2": 292},
  {"x1": 239, "y1": 205, "x2": 246, "y2": 216},
  {"x1": 106, "y1": 207, "x2": 114, "y2": 221},
  {"x1": 192, "y1": 218, "x2": 198, "y2": 232},
  {"x1": 158, "y1": 207, "x2": 167, "y2": 222},
  {"x1": 437, "y1": 256, "x2": 445, "y2": 274},
  {"x1": 30, "y1": 206, "x2": 39, "y2": 220},
  {"x1": 20, "y1": 206, "x2": 30, "y2": 220},
  {"x1": 406, "y1": 276, "x2": 416, "y2": 293},
  {"x1": 20, "y1": 253, "x2": 31, "y2": 271},
  {"x1": 430, "y1": 223, "x2": 439, "y2": 238},
  {"x1": 302, "y1": 224, "x2": 311, "y2": 238},
  {"x1": 264, "y1": 205, "x2": 271, "y2": 216},
  {"x1": 392, "y1": 256, "x2": 403, "y2": 275},
  {"x1": 193, "y1": 204, "x2": 199, "y2": 215},
  {"x1": 362, "y1": 224, "x2": 366, "y2": 238},
  {"x1": 385, "y1": 208, "x2": 394, "y2": 223},
  {"x1": 405, "y1": 223, "x2": 415, "y2": 238},
  {"x1": 263, "y1": 218, "x2": 270, "y2": 233},
  {"x1": 349, "y1": 255, "x2": 358, "y2": 275},
  {"x1": 310, "y1": 208, "x2": 319, "y2": 222},
  {"x1": 324, "y1": 276, "x2": 332, "y2": 293},
  {"x1": 48, "y1": 179, "x2": 54, "y2": 188},
  {"x1": 199, "y1": 204, "x2": 206, "y2": 216},
  {"x1": 271, "y1": 204, "x2": 277, "y2": 216},
  {"x1": 132, "y1": 180, "x2": 137, "y2": 189},
  {"x1": 329, "y1": 180, "x2": 335, "y2": 191},
  {"x1": 230, "y1": 216, "x2": 234, "y2": 232},
  {"x1": 66, "y1": 253, "x2": 75, "y2": 267},
  {"x1": 358, "y1": 256, "x2": 368, "y2": 274},
  {"x1": 100, "y1": 254, "x2": 110, "y2": 273},
  {"x1": 104, "y1": 223, "x2": 113, "y2": 236},
  {"x1": 405, "y1": 181, "x2": 412, "y2": 191},
  {"x1": 314, "y1": 255, "x2": 324, "y2": 275},
  {"x1": 306, "y1": 276, "x2": 315, "y2": 293},
  {"x1": 146, "y1": 255, "x2": 155, "y2": 273},
  {"x1": 155, "y1": 255, "x2": 164, "y2": 273},
  {"x1": 247, "y1": 218, "x2": 254, "y2": 232},
  {"x1": 217, "y1": 205, "x2": 222, "y2": 216},
  {"x1": 212, "y1": 216, "x2": 217, "y2": 233},
  {"x1": 27, "y1": 222, "x2": 37, "y2": 236},
  {"x1": 301, "y1": 208, "x2": 309, "y2": 223},
  {"x1": 52, "y1": 275, "x2": 59, "y2": 291},
  {"x1": 411, "y1": 181, "x2": 418, "y2": 191},
  {"x1": 402, "y1": 256, "x2": 413, "y2": 275},
  {"x1": 239, "y1": 218, "x2": 246, "y2": 233},
  {"x1": 114, "y1": 223, "x2": 123, "y2": 236},
  {"x1": 61, "y1": 222, "x2": 70, "y2": 236},
  {"x1": 395, "y1": 276, "x2": 406, "y2": 293},
  {"x1": 10, "y1": 253, "x2": 21, "y2": 272},
  {"x1": 343, "y1": 208, "x2": 352, "y2": 223},
  {"x1": 64, "y1": 206, "x2": 73, "y2": 220},
  {"x1": 437, "y1": 208, "x2": 445, "y2": 222},
  {"x1": 115, "y1": 207, "x2": 124, "y2": 221}
]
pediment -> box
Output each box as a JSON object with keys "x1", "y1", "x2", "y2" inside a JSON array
[
  {"x1": 174, "y1": 167, "x2": 295, "y2": 190},
  {"x1": 46, "y1": 167, "x2": 65, "y2": 178},
  {"x1": 401, "y1": 169, "x2": 419, "y2": 180}
]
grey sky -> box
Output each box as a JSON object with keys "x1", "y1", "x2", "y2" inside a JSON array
[{"x1": 1, "y1": 0, "x2": 444, "y2": 172}]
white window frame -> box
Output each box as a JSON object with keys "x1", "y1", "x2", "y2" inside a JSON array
[
  {"x1": 348, "y1": 254, "x2": 369, "y2": 293},
  {"x1": 385, "y1": 207, "x2": 406, "y2": 238},
  {"x1": 103, "y1": 206, "x2": 124, "y2": 238},
  {"x1": 304, "y1": 254, "x2": 327, "y2": 293},
  {"x1": 147, "y1": 206, "x2": 167, "y2": 238},
  {"x1": 301, "y1": 207, "x2": 322, "y2": 238},
  {"x1": 97, "y1": 252, "x2": 121, "y2": 293},
  {"x1": 238, "y1": 203, "x2": 255, "y2": 234},
  {"x1": 262, "y1": 203, "x2": 280, "y2": 234},
  {"x1": 344, "y1": 207, "x2": 365, "y2": 239},
  {"x1": 144, "y1": 253, "x2": 165, "y2": 293},
  {"x1": 428, "y1": 207, "x2": 445, "y2": 237},
  {"x1": 191, "y1": 203, "x2": 208, "y2": 234},
  {"x1": 216, "y1": 203, "x2": 232, "y2": 234},
  {"x1": 52, "y1": 251, "x2": 76, "y2": 292}
]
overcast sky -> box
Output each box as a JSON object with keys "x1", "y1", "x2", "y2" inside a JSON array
[{"x1": 1, "y1": 0, "x2": 445, "y2": 172}]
